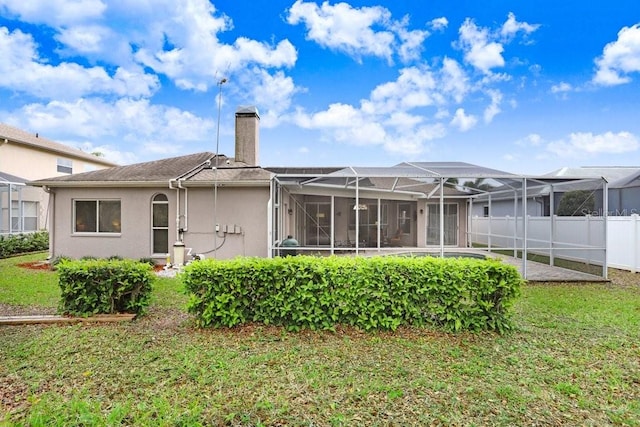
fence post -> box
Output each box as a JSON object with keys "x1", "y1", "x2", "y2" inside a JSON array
[
  {"x1": 634, "y1": 214, "x2": 639, "y2": 273},
  {"x1": 586, "y1": 214, "x2": 591, "y2": 266}
]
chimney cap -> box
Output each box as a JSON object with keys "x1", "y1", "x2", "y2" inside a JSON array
[{"x1": 236, "y1": 106, "x2": 259, "y2": 117}]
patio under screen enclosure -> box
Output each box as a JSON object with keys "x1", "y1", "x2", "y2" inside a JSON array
[{"x1": 267, "y1": 162, "x2": 609, "y2": 280}]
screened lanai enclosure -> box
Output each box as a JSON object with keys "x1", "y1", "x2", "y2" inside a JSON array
[
  {"x1": 268, "y1": 162, "x2": 609, "y2": 280},
  {"x1": 1, "y1": 172, "x2": 39, "y2": 236}
]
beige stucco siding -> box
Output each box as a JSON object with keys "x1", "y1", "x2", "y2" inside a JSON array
[
  {"x1": 183, "y1": 187, "x2": 270, "y2": 259},
  {"x1": 49, "y1": 187, "x2": 174, "y2": 260},
  {"x1": 0, "y1": 143, "x2": 110, "y2": 179},
  {"x1": 48, "y1": 185, "x2": 270, "y2": 261}
]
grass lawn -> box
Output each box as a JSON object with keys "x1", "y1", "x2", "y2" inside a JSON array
[{"x1": 1, "y1": 254, "x2": 639, "y2": 426}]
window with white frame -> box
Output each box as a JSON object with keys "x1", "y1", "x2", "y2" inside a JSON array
[
  {"x1": 74, "y1": 200, "x2": 121, "y2": 233},
  {"x1": 57, "y1": 158, "x2": 73, "y2": 174},
  {"x1": 152, "y1": 194, "x2": 169, "y2": 254},
  {"x1": 11, "y1": 201, "x2": 38, "y2": 232}
]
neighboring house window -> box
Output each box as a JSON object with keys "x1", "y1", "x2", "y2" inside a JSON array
[
  {"x1": 152, "y1": 194, "x2": 169, "y2": 254},
  {"x1": 483, "y1": 206, "x2": 489, "y2": 217},
  {"x1": 74, "y1": 200, "x2": 121, "y2": 233},
  {"x1": 11, "y1": 201, "x2": 38, "y2": 232},
  {"x1": 57, "y1": 158, "x2": 73, "y2": 174}
]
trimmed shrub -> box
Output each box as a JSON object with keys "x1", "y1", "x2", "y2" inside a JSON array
[
  {"x1": 183, "y1": 255, "x2": 522, "y2": 333},
  {"x1": 57, "y1": 259, "x2": 155, "y2": 316},
  {"x1": 0, "y1": 231, "x2": 49, "y2": 258}
]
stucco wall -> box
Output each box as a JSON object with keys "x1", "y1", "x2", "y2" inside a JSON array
[
  {"x1": 183, "y1": 187, "x2": 270, "y2": 259},
  {"x1": 49, "y1": 185, "x2": 270, "y2": 261}
]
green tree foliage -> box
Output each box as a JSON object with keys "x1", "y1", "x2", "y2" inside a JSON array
[{"x1": 557, "y1": 190, "x2": 595, "y2": 216}]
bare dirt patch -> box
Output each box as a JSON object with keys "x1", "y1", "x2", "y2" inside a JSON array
[{"x1": 16, "y1": 261, "x2": 51, "y2": 271}]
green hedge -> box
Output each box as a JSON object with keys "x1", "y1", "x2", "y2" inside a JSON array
[
  {"x1": 0, "y1": 231, "x2": 49, "y2": 258},
  {"x1": 183, "y1": 255, "x2": 523, "y2": 333},
  {"x1": 57, "y1": 259, "x2": 155, "y2": 316}
]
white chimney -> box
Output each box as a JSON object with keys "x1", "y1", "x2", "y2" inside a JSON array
[{"x1": 235, "y1": 106, "x2": 260, "y2": 166}]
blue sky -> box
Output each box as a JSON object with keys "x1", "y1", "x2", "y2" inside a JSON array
[{"x1": 1, "y1": 0, "x2": 640, "y2": 175}]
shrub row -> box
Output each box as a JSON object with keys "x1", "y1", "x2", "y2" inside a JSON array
[
  {"x1": 0, "y1": 231, "x2": 49, "y2": 258},
  {"x1": 183, "y1": 255, "x2": 523, "y2": 333},
  {"x1": 57, "y1": 259, "x2": 155, "y2": 316}
]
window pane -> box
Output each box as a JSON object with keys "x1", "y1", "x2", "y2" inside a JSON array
[
  {"x1": 99, "y1": 201, "x2": 121, "y2": 232},
  {"x1": 75, "y1": 201, "x2": 97, "y2": 232},
  {"x1": 153, "y1": 194, "x2": 168, "y2": 202},
  {"x1": 153, "y1": 203, "x2": 168, "y2": 227},
  {"x1": 153, "y1": 229, "x2": 169, "y2": 254},
  {"x1": 23, "y1": 201, "x2": 38, "y2": 216},
  {"x1": 57, "y1": 158, "x2": 73, "y2": 174},
  {"x1": 23, "y1": 218, "x2": 37, "y2": 231}
]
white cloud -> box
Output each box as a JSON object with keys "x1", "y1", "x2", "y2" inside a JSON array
[
  {"x1": 450, "y1": 108, "x2": 477, "y2": 131},
  {"x1": 551, "y1": 82, "x2": 573, "y2": 93},
  {"x1": 0, "y1": 27, "x2": 159, "y2": 99},
  {"x1": 286, "y1": 0, "x2": 429, "y2": 64},
  {"x1": 457, "y1": 13, "x2": 539, "y2": 74},
  {"x1": 483, "y1": 89, "x2": 502, "y2": 123},
  {"x1": 547, "y1": 131, "x2": 639, "y2": 157},
  {"x1": 500, "y1": 12, "x2": 540, "y2": 41},
  {"x1": 3, "y1": 0, "x2": 299, "y2": 94},
  {"x1": 287, "y1": 0, "x2": 395, "y2": 62},
  {"x1": 429, "y1": 17, "x2": 448, "y2": 32},
  {"x1": 55, "y1": 24, "x2": 113, "y2": 54},
  {"x1": 519, "y1": 133, "x2": 543, "y2": 146},
  {"x1": 0, "y1": 0, "x2": 107, "y2": 26},
  {"x1": 5, "y1": 97, "x2": 215, "y2": 164},
  {"x1": 133, "y1": 0, "x2": 298, "y2": 92},
  {"x1": 393, "y1": 17, "x2": 429, "y2": 63},
  {"x1": 593, "y1": 24, "x2": 640, "y2": 86},
  {"x1": 458, "y1": 18, "x2": 505, "y2": 73},
  {"x1": 241, "y1": 69, "x2": 301, "y2": 128}
]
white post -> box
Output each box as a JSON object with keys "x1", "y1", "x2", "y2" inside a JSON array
[
  {"x1": 633, "y1": 214, "x2": 639, "y2": 273},
  {"x1": 330, "y1": 195, "x2": 335, "y2": 255},
  {"x1": 550, "y1": 185, "x2": 555, "y2": 266},
  {"x1": 522, "y1": 179, "x2": 528, "y2": 279},
  {"x1": 355, "y1": 178, "x2": 360, "y2": 256},
  {"x1": 377, "y1": 198, "x2": 381, "y2": 252},
  {"x1": 439, "y1": 177, "x2": 445, "y2": 257}
]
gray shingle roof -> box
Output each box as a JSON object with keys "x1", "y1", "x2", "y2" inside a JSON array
[
  {"x1": 30, "y1": 152, "x2": 216, "y2": 184},
  {"x1": 0, "y1": 123, "x2": 118, "y2": 167},
  {"x1": 29, "y1": 152, "x2": 274, "y2": 187}
]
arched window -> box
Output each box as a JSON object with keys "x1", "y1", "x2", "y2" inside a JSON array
[{"x1": 152, "y1": 194, "x2": 169, "y2": 254}]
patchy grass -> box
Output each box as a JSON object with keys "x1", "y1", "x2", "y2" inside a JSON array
[
  {"x1": 1, "y1": 254, "x2": 639, "y2": 425},
  {"x1": 0, "y1": 252, "x2": 58, "y2": 308}
]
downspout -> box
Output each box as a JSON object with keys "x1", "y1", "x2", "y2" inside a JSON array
[
  {"x1": 168, "y1": 179, "x2": 181, "y2": 243},
  {"x1": 176, "y1": 179, "x2": 189, "y2": 233}
]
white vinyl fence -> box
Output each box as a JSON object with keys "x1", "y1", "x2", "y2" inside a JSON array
[{"x1": 470, "y1": 214, "x2": 640, "y2": 273}]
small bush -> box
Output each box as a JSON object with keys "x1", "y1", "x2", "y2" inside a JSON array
[
  {"x1": 0, "y1": 231, "x2": 49, "y2": 258},
  {"x1": 57, "y1": 259, "x2": 155, "y2": 316},
  {"x1": 183, "y1": 255, "x2": 522, "y2": 333}
]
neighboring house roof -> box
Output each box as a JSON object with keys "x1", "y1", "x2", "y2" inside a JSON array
[
  {"x1": 608, "y1": 170, "x2": 640, "y2": 189},
  {"x1": 0, "y1": 171, "x2": 27, "y2": 184},
  {"x1": 545, "y1": 166, "x2": 640, "y2": 183},
  {"x1": 29, "y1": 152, "x2": 273, "y2": 187},
  {"x1": 0, "y1": 123, "x2": 118, "y2": 167}
]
